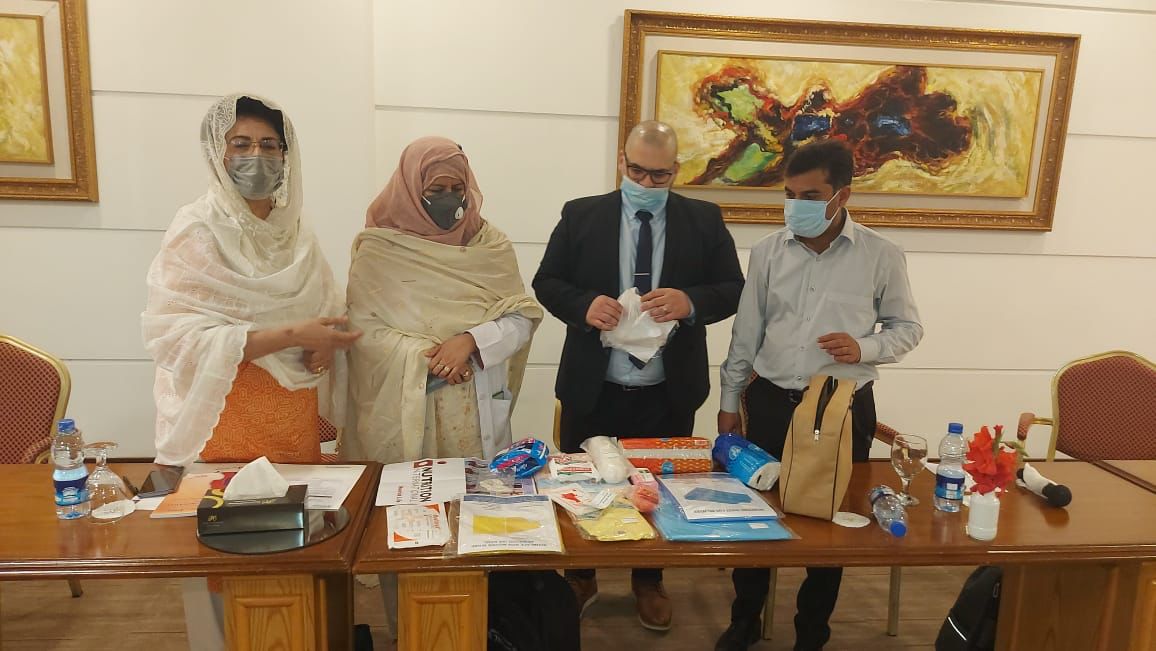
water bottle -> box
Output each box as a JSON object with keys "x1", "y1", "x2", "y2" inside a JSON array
[
  {"x1": 52, "y1": 419, "x2": 90, "y2": 519},
  {"x1": 934, "y1": 422, "x2": 967, "y2": 513},
  {"x1": 868, "y1": 485, "x2": 908, "y2": 537}
]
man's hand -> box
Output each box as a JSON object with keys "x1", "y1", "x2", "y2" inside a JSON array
[
  {"x1": 718, "y1": 410, "x2": 743, "y2": 436},
  {"x1": 641, "y1": 288, "x2": 692, "y2": 323},
  {"x1": 818, "y1": 332, "x2": 861, "y2": 364},
  {"x1": 585, "y1": 295, "x2": 623, "y2": 331}
]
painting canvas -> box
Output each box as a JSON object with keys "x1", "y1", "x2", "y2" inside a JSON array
[
  {"x1": 0, "y1": 14, "x2": 53, "y2": 164},
  {"x1": 656, "y1": 52, "x2": 1043, "y2": 198},
  {"x1": 619, "y1": 11, "x2": 1079, "y2": 230}
]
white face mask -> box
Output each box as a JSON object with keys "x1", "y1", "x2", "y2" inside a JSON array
[
  {"x1": 783, "y1": 193, "x2": 840, "y2": 238},
  {"x1": 225, "y1": 155, "x2": 284, "y2": 200}
]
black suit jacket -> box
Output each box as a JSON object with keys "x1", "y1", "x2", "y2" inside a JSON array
[{"x1": 532, "y1": 190, "x2": 744, "y2": 418}]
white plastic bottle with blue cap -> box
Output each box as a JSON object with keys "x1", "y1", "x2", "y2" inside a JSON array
[
  {"x1": 868, "y1": 485, "x2": 908, "y2": 537},
  {"x1": 52, "y1": 418, "x2": 90, "y2": 519},
  {"x1": 934, "y1": 422, "x2": 967, "y2": 513}
]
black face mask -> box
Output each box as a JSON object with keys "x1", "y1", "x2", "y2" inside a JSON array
[{"x1": 422, "y1": 191, "x2": 466, "y2": 230}]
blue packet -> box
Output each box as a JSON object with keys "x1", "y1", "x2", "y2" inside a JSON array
[
  {"x1": 490, "y1": 437, "x2": 549, "y2": 479},
  {"x1": 684, "y1": 486, "x2": 753, "y2": 504}
]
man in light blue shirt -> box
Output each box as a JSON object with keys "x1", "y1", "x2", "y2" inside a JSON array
[{"x1": 715, "y1": 140, "x2": 923, "y2": 651}]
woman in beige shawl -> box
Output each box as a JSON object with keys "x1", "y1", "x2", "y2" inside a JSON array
[{"x1": 345, "y1": 136, "x2": 543, "y2": 464}]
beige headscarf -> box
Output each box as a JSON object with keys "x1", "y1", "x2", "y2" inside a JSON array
[{"x1": 364, "y1": 136, "x2": 484, "y2": 246}]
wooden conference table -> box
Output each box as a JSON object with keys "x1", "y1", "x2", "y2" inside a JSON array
[
  {"x1": 0, "y1": 463, "x2": 378, "y2": 651},
  {"x1": 356, "y1": 460, "x2": 1156, "y2": 651}
]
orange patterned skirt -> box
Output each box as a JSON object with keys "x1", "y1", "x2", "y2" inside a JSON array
[{"x1": 200, "y1": 362, "x2": 322, "y2": 464}]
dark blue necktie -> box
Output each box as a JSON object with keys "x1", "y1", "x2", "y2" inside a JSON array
[{"x1": 629, "y1": 210, "x2": 654, "y2": 369}]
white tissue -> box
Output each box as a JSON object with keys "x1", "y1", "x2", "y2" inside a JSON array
[
  {"x1": 599, "y1": 288, "x2": 677, "y2": 364},
  {"x1": 222, "y1": 456, "x2": 290, "y2": 501}
]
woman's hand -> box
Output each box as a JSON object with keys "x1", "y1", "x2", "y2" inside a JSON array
[
  {"x1": 303, "y1": 348, "x2": 333, "y2": 375},
  {"x1": 288, "y1": 316, "x2": 362, "y2": 352},
  {"x1": 424, "y1": 333, "x2": 477, "y2": 385},
  {"x1": 244, "y1": 316, "x2": 361, "y2": 363}
]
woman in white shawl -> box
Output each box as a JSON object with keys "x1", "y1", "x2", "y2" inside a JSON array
[
  {"x1": 142, "y1": 93, "x2": 359, "y2": 467},
  {"x1": 345, "y1": 136, "x2": 543, "y2": 464}
]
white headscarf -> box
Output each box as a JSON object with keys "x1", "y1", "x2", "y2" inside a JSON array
[{"x1": 142, "y1": 93, "x2": 345, "y2": 466}]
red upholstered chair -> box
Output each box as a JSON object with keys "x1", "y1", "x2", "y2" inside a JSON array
[
  {"x1": 319, "y1": 416, "x2": 339, "y2": 463},
  {"x1": 1018, "y1": 351, "x2": 1156, "y2": 461},
  {"x1": 740, "y1": 377, "x2": 903, "y2": 638},
  {"x1": 0, "y1": 334, "x2": 70, "y2": 464},
  {"x1": 0, "y1": 333, "x2": 84, "y2": 597}
]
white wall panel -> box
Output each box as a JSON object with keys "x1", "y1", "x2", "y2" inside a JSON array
[
  {"x1": 64, "y1": 361, "x2": 157, "y2": 458},
  {"x1": 373, "y1": 0, "x2": 1156, "y2": 139},
  {"x1": 0, "y1": 229, "x2": 161, "y2": 360}
]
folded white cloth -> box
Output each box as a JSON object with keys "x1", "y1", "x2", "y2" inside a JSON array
[{"x1": 599, "y1": 288, "x2": 676, "y2": 363}]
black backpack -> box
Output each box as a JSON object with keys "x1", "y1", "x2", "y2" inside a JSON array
[
  {"x1": 488, "y1": 570, "x2": 580, "y2": 651},
  {"x1": 935, "y1": 566, "x2": 1002, "y2": 651}
]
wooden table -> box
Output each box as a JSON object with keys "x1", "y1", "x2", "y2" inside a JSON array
[
  {"x1": 0, "y1": 463, "x2": 378, "y2": 650},
  {"x1": 355, "y1": 461, "x2": 1156, "y2": 651},
  {"x1": 1097, "y1": 460, "x2": 1156, "y2": 494}
]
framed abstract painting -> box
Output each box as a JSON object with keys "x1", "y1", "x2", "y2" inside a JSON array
[
  {"x1": 0, "y1": 0, "x2": 97, "y2": 201},
  {"x1": 619, "y1": 11, "x2": 1080, "y2": 230}
]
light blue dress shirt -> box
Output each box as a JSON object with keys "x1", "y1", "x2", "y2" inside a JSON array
[
  {"x1": 605, "y1": 195, "x2": 668, "y2": 386},
  {"x1": 719, "y1": 214, "x2": 924, "y2": 412}
]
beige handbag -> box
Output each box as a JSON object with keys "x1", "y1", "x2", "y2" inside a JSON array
[{"x1": 778, "y1": 375, "x2": 856, "y2": 520}]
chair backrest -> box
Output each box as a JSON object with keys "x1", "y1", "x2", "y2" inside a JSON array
[
  {"x1": 1050, "y1": 351, "x2": 1156, "y2": 461},
  {"x1": 0, "y1": 335, "x2": 71, "y2": 463}
]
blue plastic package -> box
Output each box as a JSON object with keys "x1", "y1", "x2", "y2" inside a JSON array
[
  {"x1": 713, "y1": 433, "x2": 781, "y2": 490},
  {"x1": 490, "y1": 437, "x2": 549, "y2": 479},
  {"x1": 650, "y1": 483, "x2": 794, "y2": 542}
]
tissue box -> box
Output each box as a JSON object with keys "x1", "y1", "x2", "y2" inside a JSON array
[{"x1": 196, "y1": 484, "x2": 307, "y2": 536}]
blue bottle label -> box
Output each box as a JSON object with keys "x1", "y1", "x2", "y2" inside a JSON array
[
  {"x1": 934, "y1": 473, "x2": 963, "y2": 500},
  {"x1": 54, "y1": 476, "x2": 89, "y2": 506}
]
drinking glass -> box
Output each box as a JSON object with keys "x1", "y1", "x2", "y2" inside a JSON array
[
  {"x1": 890, "y1": 434, "x2": 928, "y2": 506},
  {"x1": 85, "y1": 442, "x2": 136, "y2": 524}
]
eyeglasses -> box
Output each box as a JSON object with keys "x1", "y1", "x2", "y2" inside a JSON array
[
  {"x1": 624, "y1": 155, "x2": 675, "y2": 185},
  {"x1": 226, "y1": 137, "x2": 285, "y2": 156}
]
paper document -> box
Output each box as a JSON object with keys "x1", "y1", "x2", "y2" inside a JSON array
[
  {"x1": 387, "y1": 503, "x2": 451, "y2": 550},
  {"x1": 377, "y1": 458, "x2": 467, "y2": 506}
]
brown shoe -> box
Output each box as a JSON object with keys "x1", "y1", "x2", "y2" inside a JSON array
[
  {"x1": 632, "y1": 577, "x2": 672, "y2": 631},
  {"x1": 566, "y1": 575, "x2": 599, "y2": 617}
]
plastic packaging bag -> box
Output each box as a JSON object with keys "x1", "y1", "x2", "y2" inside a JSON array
[
  {"x1": 581, "y1": 436, "x2": 630, "y2": 483},
  {"x1": 620, "y1": 437, "x2": 714, "y2": 475},
  {"x1": 568, "y1": 496, "x2": 656, "y2": 542},
  {"x1": 490, "y1": 438, "x2": 550, "y2": 479},
  {"x1": 713, "y1": 433, "x2": 781, "y2": 490}
]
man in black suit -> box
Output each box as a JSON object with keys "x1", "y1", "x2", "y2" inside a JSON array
[{"x1": 533, "y1": 120, "x2": 743, "y2": 631}]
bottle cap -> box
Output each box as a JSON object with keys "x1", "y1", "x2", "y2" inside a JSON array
[
  {"x1": 57, "y1": 418, "x2": 75, "y2": 433},
  {"x1": 890, "y1": 521, "x2": 908, "y2": 537},
  {"x1": 948, "y1": 422, "x2": 964, "y2": 435}
]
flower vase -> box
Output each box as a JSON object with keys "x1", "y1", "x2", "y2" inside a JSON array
[{"x1": 967, "y1": 491, "x2": 1000, "y2": 541}]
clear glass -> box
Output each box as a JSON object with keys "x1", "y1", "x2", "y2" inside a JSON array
[
  {"x1": 84, "y1": 442, "x2": 136, "y2": 524},
  {"x1": 890, "y1": 434, "x2": 929, "y2": 506}
]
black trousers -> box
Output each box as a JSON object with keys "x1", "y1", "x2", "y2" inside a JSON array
[
  {"x1": 730, "y1": 377, "x2": 876, "y2": 651},
  {"x1": 561, "y1": 381, "x2": 694, "y2": 584}
]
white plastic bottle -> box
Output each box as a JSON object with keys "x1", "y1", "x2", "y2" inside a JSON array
[
  {"x1": 52, "y1": 419, "x2": 90, "y2": 519},
  {"x1": 934, "y1": 422, "x2": 967, "y2": 513}
]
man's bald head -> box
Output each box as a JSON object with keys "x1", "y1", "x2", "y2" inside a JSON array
[{"x1": 620, "y1": 120, "x2": 680, "y2": 188}]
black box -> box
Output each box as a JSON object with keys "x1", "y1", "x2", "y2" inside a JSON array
[{"x1": 196, "y1": 484, "x2": 307, "y2": 536}]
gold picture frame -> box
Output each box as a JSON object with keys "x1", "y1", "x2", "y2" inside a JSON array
[
  {"x1": 0, "y1": 0, "x2": 97, "y2": 201},
  {"x1": 619, "y1": 10, "x2": 1080, "y2": 231}
]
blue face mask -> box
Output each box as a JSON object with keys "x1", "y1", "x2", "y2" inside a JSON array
[
  {"x1": 621, "y1": 176, "x2": 670, "y2": 214},
  {"x1": 784, "y1": 193, "x2": 841, "y2": 238}
]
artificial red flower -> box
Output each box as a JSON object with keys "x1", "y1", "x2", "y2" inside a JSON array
[{"x1": 964, "y1": 425, "x2": 1021, "y2": 495}]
